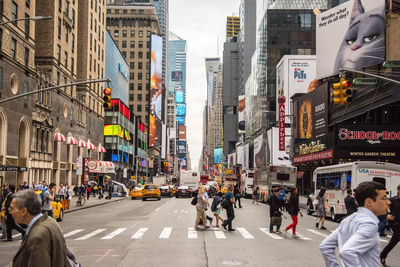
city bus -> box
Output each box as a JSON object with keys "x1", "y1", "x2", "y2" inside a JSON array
[{"x1": 312, "y1": 161, "x2": 400, "y2": 220}]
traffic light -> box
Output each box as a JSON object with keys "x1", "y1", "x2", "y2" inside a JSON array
[
  {"x1": 332, "y1": 78, "x2": 352, "y2": 105},
  {"x1": 103, "y1": 88, "x2": 112, "y2": 109}
]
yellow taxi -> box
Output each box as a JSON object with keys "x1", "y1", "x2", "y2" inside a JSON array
[
  {"x1": 221, "y1": 185, "x2": 230, "y2": 195},
  {"x1": 34, "y1": 190, "x2": 64, "y2": 222},
  {"x1": 171, "y1": 185, "x2": 177, "y2": 195},
  {"x1": 130, "y1": 186, "x2": 143, "y2": 199},
  {"x1": 142, "y1": 184, "x2": 161, "y2": 201}
]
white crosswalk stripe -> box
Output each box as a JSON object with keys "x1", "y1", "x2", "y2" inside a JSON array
[
  {"x1": 159, "y1": 227, "x2": 172, "y2": 239},
  {"x1": 237, "y1": 227, "x2": 254, "y2": 239},
  {"x1": 101, "y1": 228, "x2": 127, "y2": 240},
  {"x1": 131, "y1": 228, "x2": 149, "y2": 239},
  {"x1": 76, "y1": 229, "x2": 106, "y2": 240},
  {"x1": 295, "y1": 232, "x2": 312, "y2": 240},
  {"x1": 307, "y1": 229, "x2": 329, "y2": 238},
  {"x1": 214, "y1": 230, "x2": 226, "y2": 239},
  {"x1": 64, "y1": 229, "x2": 84, "y2": 238},
  {"x1": 259, "y1": 228, "x2": 284, "y2": 240},
  {"x1": 188, "y1": 227, "x2": 197, "y2": 239}
]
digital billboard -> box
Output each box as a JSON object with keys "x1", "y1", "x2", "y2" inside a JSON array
[
  {"x1": 149, "y1": 35, "x2": 163, "y2": 147},
  {"x1": 254, "y1": 134, "x2": 267, "y2": 169},
  {"x1": 214, "y1": 148, "x2": 223, "y2": 164},
  {"x1": 176, "y1": 116, "x2": 185, "y2": 125},
  {"x1": 178, "y1": 141, "x2": 186, "y2": 154},
  {"x1": 179, "y1": 125, "x2": 186, "y2": 140},
  {"x1": 176, "y1": 104, "x2": 186, "y2": 116},
  {"x1": 171, "y1": 71, "x2": 182, "y2": 81},
  {"x1": 175, "y1": 90, "x2": 184, "y2": 103},
  {"x1": 316, "y1": 0, "x2": 385, "y2": 78}
]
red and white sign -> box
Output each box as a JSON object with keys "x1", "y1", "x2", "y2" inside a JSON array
[
  {"x1": 293, "y1": 149, "x2": 333, "y2": 163},
  {"x1": 179, "y1": 125, "x2": 187, "y2": 141},
  {"x1": 278, "y1": 97, "x2": 286, "y2": 151}
]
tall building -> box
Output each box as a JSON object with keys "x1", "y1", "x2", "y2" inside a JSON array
[
  {"x1": 168, "y1": 32, "x2": 186, "y2": 98},
  {"x1": 226, "y1": 16, "x2": 240, "y2": 41},
  {"x1": 106, "y1": 3, "x2": 161, "y2": 126}
]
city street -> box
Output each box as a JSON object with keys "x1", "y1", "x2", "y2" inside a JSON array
[{"x1": 1, "y1": 197, "x2": 399, "y2": 267}]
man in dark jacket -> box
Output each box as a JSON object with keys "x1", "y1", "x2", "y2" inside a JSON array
[
  {"x1": 10, "y1": 189, "x2": 67, "y2": 266},
  {"x1": 234, "y1": 184, "x2": 242, "y2": 208},
  {"x1": 4, "y1": 184, "x2": 25, "y2": 242},
  {"x1": 268, "y1": 189, "x2": 282, "y2": 233},
  {"x1": 344, "y1": 189, "x2": 358, "y2": 216}
]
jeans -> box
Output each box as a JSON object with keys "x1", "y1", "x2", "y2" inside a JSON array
[
  {"x1": 378, "y1": 215, "x2": 388, "y2": 235},
  {"x1": 223, "y1": 204, "x2": 235, "y2": 230},
  {"x1": 6, "y1": 215, "x2": 25, "y2": 240},
  {"x1": 381, "y1": 225, "x2": 400, "y2": 259},
  {"x1": 235, "y1": 195, "x2": 242, "y2": 208}
]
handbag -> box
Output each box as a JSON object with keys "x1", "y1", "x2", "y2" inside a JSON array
[
  {"x1": 66, "y1": 247, "x2": 81, "y2": 267},
  {"x1": 191, "y1": 196, "x2": 197, "y2": 206}
]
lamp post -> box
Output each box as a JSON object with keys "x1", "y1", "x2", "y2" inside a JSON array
[{"x1": 0, "y1": 16, "x2": 52, "y2": 26}]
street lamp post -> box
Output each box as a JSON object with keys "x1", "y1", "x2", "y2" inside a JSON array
[{"x1": 0, "y1": 16, "x2": 52, "y2": 26}]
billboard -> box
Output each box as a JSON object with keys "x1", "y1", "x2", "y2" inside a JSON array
[
  {"x1": 179, "y1": 125, "x2": 186, "y2": 140},
  {"x1": 243, "y1": 144, "x2": 249, "y2": 170},
  {"x1": 171, "y1": 71, "x2": 182, "y2": 81},
  {"x1": 254, "y1": 134, "x2": 267, "y2": 169},
  {"x1": 316, "y1": 0, "x2": 385, "y2": 78},
  {"x1": 297, "y1": 83, "x2": 329, "y2": 139},
  {"x1": 228, "y1": 153, "x2": 236, "y2": 169},
  {"x1": 176, "y1": 104, "x2": 186, "y2": 116},
  {"x1": 176, "y1": 116, "x2": 185, "y2": 125},
  {"x1": 175, "y1": 90, "x2": 185, "y2": 103},
  {"x1": 214, "y1": 148, "x2": 223, "y2": 164},
  {"x1": 178, "y1": 140, "x2": 186, "y2": 154},
  {"x1": 237, "y1": 145, "x2": 244, "y2": 166},
  {"x1": 238, "y1": 95, "x2": 246, "y2": 133},
  {"x1": 149, "y1": 35, "x2": 163, "y2": 147}
]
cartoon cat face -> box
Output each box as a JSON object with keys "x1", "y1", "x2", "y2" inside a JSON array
[{"x1": 334, "y1": 0, "x2": 385, "y2": 73}]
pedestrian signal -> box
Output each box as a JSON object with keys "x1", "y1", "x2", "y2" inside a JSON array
[
  {"x1": 332, "y1": 78, "x2": 352, "y2": 105},
  {"x1": 103, "y1": 88, "x2": 112, "y2": 109}
]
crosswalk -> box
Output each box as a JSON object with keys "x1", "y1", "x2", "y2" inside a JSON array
[{"x1": 63, "y1": 226, "x2": 394, "y2": 243}]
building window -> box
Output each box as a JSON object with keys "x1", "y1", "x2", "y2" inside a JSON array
[
  {"x1": 107, "y1": 9, "x2": 111, "y2": 14},
  {"x1": 130, "y1": 41, "x2": 135, "y2": 48},
  {"x1": 58, "y1": 0, "x2": 62, "y2": 11},
  {"x1": 0, "y1": 67, "x2": 3, "y2": 93},
  {"x1": 298, "y1": 13, "x2": 312, "y2": 28},
  {"x1": 137, "y1": 105, "x2": 142, "y2": 112},
  {"x1": 11, "y1": 2, "x2": 18, "y2": 24},
  {"x1": 139, "y1": 10, "x2": 143, "y2": 15},
  {"x1": 122, "y1": 41, "x2": 127, "y2": 48},
  {"x1": 65, "y1": 52, "x2": 68, "y2": 67},
  {"x1": 130, "y1": 30, "x2": 135, "y2": 37},
  {"x1": 146, "y1": 41, "x2": 150, "y2": 48},
  {"x1": 138, "y1": 84, "x2": 142, "y2": 91},
  {"x1": 24, "y1": 48, "x2": 29, "y2": 66},
  {"x1": 58, "y1": 17, "x2": 61, "y2": 39},
  {"x1": 71, "y1": 57, "x2": 74, "y2": 74},
  {"x1": 114, "y1": 30, "x2": 119, "y2": 37},
  {"x1": 138, "y1": 52, "x2": 143, "y2": 59},
  {"x1": 115, "y1": 9, "x2": 119, "y2": 14},
  {"x1": 147, "y1": 31, "x2": 151, "y2": 37},
  {"x1": 122, "y1": 30, "x2": 127, "y2": 37},
  {"x1": 129, "y1": 83, "x2": 134, "y2": 90},
  {"x1": 138, "y1": 62, "x2": 143, "y2": 69},
  {"x1": 146, "y1": 73, "x2": 150, "y2": 80},
  {"x1": 138, "y1": 73, "x2": 142, "y2": 80},
  {"x1": 130, "y1": 52, "x2": 134, "y2": 59},
  {"x1": 57, "y1": 72, "x2": 60, "y2": 85},
  {"x1": 146, "y1": 62, "x2": 149, "y2": 69},
  {"x1": 146, "y1": 93, "x2": 149, "y2": 101},
  {"x1": 129, "y1": 94, "x2": 134, "y2": 101},
  {"x1": 90, "y1": 34, "x2": 92, "y2": 50},
  {"x1": 122, "y1": 51, "x2": 126, "y2": 58},
  {"x1": 138, "y1": 94, "x2": 142, "y2": 101},
  {"x1": 24, "y1": 13, "x2": 30, "y2": 37},
  {"x1": 94, "y1": 59, "x2": 96, "y2": 72},
  {"x1": 65, "y1": 1, "x2": 69, "y2": 16},
  {"x1": 95, "y1": 20, "x2": 97, "y2": 32},
  {"x1": 146, "y1": 52, "x2": 150, "y2": 59},
  {"x1": 129, "y1": 72, "x2": 134, "y2": 79},
  {"x1": 139, "y1": 30, "x2": 143, "y2": 37},
  {"x1": 23, "y1": 81, "x2": 29, "y2": 100},
  {"x1": 65, "y1": 27, "x2": 68, "y2": 42},
  {"x1": 138, "y1": 41, "x2": 143, "y2": 48},
  {"x1": 72, "y1": 33, "x2": 75, "y2": 52},
  {"x1": 26, "y1": 0, "x2": 30, "y2": 8},
  {"x1": 130, "y1": 62, "x2": 134, "y2": 69},
  {"x1": 57, "y1": 45, "x2": 61, "y2": 62},
  {"x1": 90, "y1": 13, "x2": 93, "y2": 30},
  {"x1": 72, "y1": 9, "x2": 75, "y2": 27},
  {"x1": 90, "y1": 54, "x2": 92, "y2": 71}
]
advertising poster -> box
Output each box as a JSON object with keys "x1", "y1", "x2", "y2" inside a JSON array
[
  {"x1": 214, "y1": 148, "x2": 223, "y2": 164},
  {"x1": 149, "y1": 35, "x2": 163, "y2": 147},
  {"x1": 254, "y1": 134, "x2": 267, "y2": 169},
  {"x1": 237, "y1": 145, "x2": 244, "y2": 166},
  {"x1": 243, "y1": 144, "x2": 249, "y2": 170},
  {"x1": 267, "y1": 127, "x2": 291, "y2": 166},
  {"x1": 176, "y1": 104, "x2": 186, "y2": 116},
  {"x1": 161, "y1": 124, "x2": 167, "y2": 160},
  {"x1": 172, "y1": 71, "x2": 182, "y2": 81},
  {"x1": 228, "y1": 153, "x2": 236, "y2": 169},
  {"x1": 76, "y1": 156, "x2": 83, "y2": 176},
  {"x1": 179, "y1": 125, "x2": 187, "y2": 140},
  {"x1": 175, "y1": 90, "x2": 185, "y2": 104},
  {"x1": 316, "y1": 0, "x2": 385, "y2": 78},
  {"x1": 176, "y1": 116, "x2": 185, "y2": 125},
  {"x1": 178, "y1": 141, "x2": 186, "y2": 154},
  {"x1": 238, "y1": 95, "x2": 246, "y2": 133},
  {"x1": 297, "y1": 83, "x2": 328, "y2": 139}
]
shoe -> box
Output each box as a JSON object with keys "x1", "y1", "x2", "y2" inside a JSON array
[
  {"x1": 316, "y1": 223, "x2": 319, "y2": 229},
  {"x1": 3, "y1": 239, "x2": 12, "y2": 242},
  {"x1": 381, "y1": 257, "x2": 387, "y2": 266},
  {"x1": 221, "y1": 223, "x2": 227, "y2": 231},
  {"x1": 282, "y1": 230, "x2": 287, "y2": 238},
  {"x1": 228, "y1": 228, "x2": 236, "y2": 232},
  {"x1": 239, "y1": 206, "x2": 242, "y2": 208},
  {"x1": 204, "y1": 226, "x2": 211, "y2": 229},
  {"x1": 380, "y1": 233, "x2": 387, "y2": 237},
  {"x1": 208, "y1": 217, "x2": 213, "y2": 224},
  {"x1": 293, "y1": 234, "x2": 299, "y2": 239},
  {"x1": 194, "y1": 227, "x2": 202, "y2": 231},
  {"x1": 269, "y1": 230, "x2": 275, "y2": 233},
  {"x1": 0, "y1": 236, "x2": 6, "y2": 240},
  {"x1": 275, "y1": 230, "x2": 282, "y2": 234},
  {"x1": 321, "y1": 226, "x2": 327, "y2": 230},
  {"x1": 213, "y1": 225, "x2": 219, "y2": 228}
]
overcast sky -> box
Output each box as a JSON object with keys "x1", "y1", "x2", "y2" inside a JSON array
[{"x1": 169, "y1": 0, "x2": 241, "y2": 169}]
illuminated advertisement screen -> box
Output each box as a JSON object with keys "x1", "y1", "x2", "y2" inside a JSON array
[
  {"x1": 104, "y1": 125, "x2": 122, "y2": 136},
  {"x1": 176, "y1": 104, "x2": 186, "y2": 116},
  {"x1": 214, "y1": 148, "x2": 223, "y2": 164},
  {"x1": 178, "y1": 141, "x2": 186, "y2": 154},
  {"x1": 149, "y1": 35, "x2": 163, "y2": 147},
  {"x1": 175, "y1": 90, "x2": 184, "y2": 103},
  {"x1": 176, "y1": 116, "x2": 185, "y2": 125},
  {"x1": 171, "y1": 71, "x2": 182, "y2": 81}
]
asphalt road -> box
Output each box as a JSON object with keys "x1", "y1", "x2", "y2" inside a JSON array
[{"x1": 1, "y1": 197, "x2": 399, "y2": 267}]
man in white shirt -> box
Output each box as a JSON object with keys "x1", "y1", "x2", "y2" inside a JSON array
[{"x1": 320, "y1": 181, "x2": 390, "y2": 267}]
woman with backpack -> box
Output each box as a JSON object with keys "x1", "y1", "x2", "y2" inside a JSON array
[
  {"x1": 253, "y1": 186, "x2": 260, "y2": 205},
  {"x1": 211, "y1": 185, "x2": 224, "y2": 227},
  {"x1": 194, "y1": 186, "x2": 210, "y2": 230},
  {"x1": 283, "y1": 187, "x2": 303, "y2": 238}
]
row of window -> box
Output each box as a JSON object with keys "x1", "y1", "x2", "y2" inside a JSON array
[
  {"x1": 121, "y1": 51, "x2": 151, "y2": 60},
  {"x1": 113, "y1": 29, "x2": 150, "y2": 38},
  {"x1": 120, "y1": 40, "x2": 150, "y2": 49},
  {"x1": 107, "y1": 18, "x2": 153, "y2": 28},
  {"x1": 129, "y1": 72, "x2": 150, "y2": 80},
  {"x1": 107, "y1": 9, "x2": 144, "y2": 15},
  {"x1": 128, "y1": 93, "x2": 149, "y2": 101}
]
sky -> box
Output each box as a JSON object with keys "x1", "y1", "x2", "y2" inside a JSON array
[{"x1": 169, "y1": 0, "x2": 241, "y2": 169}]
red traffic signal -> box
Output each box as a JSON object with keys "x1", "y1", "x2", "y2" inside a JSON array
[
  {"x1": 103, "y1": 88, "x2": 112, "y2": 109},
  {"x1": 332, "y1": 78, "x2": 352, "y2": 105}
]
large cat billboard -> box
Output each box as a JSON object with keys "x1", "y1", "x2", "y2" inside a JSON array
[{"x1": 316, "y1": 0, "x2": 385, "y2": 78}]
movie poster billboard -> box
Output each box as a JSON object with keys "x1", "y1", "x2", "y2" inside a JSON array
[
  {"x1": 238, "y1": 95, "x2": 246, "y2": 133},
  {"x1": 149, "y1": 35, "x2": 163, "y2": 147},
  {"x1": 254, "y1": 134, "x2": 267, "y2": 169},
  {"x1": 214, "y1": 148, "x2": 223, "y2": 164},
  {"x1": 237, "y1": 145, "x2": 244, "y2": 166},
  {"x1": 316, "y1": 0, "x2": 385, "y2": 78}
]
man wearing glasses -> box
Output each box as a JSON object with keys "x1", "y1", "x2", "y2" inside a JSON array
[{"x1": 320, "y1": 181, "x2": 390, "y2": 267}]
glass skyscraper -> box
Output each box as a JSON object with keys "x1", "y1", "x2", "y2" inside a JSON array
[{"x1": 168, "y1": 32, "x2": 187, "y2": 99}]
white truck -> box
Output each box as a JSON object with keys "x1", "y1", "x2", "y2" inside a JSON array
[
  {"x1": 152, "y1": 176, "x2": 167, "y2": 186},
  {"x1": 179, "y1": 170, "x2": 200, "y2": 188},
  {"x1": 240, "y1": 170, "x2": 254, "y2": 198}
]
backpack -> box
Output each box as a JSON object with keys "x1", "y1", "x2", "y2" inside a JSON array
[
  {"x1": 211, "y1": 196, "x2": 221, "y2": 212},
  {"x1": 40, "y1": 188, "x2": 49, "y2": 206},
  {"x1": 221, "y1": 195, "x2": 229, "y2": 209},
  {"x1": 191, "y1": 196, "x2": 198, "y2": 206}
]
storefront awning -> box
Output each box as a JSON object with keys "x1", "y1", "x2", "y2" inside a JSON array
[{"x1": 54, "y1": 132, "x2": 66, "y2": 142}]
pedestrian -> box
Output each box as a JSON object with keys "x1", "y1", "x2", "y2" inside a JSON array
[
  {"x1": 234, "y1": 184, "x2": 242, "y2": 208},
  {"x1": 211, "y1": 185, "x2": 224, "y2": 227},
  {"x1": 73, "y1": 184, "x2": 78, "y2": 196},
  {"x1": 21, "y1": 182, "x2": 29, "y2": 190},
  {"x1": 268, "y1": 189, "x2": 283, "y2": 233},
  {"x1": 42, "y1": 183, "x2": 56, "y2": 218},
  {"x1": 278, "y1": 187, "x2": 287, "y2": 211},
  {"x1": 221, "y1": 184, "x2": 236, "y2": 231},
  {"x1": 320, "y1": 181, "x2": 389, "y2": 267},
  {"x1": 58, "y1": 184, "x2": 65, "y2": 200},
  {"x1": 344, "y1": 188, "x2": 358, "y2": 216},
  {"x1": 3, "y1": 184, "x2": 25, "y2": 242},
  {"x1": 204, "y1": 189, "x2": 214, "y2": 226},
  {"x1": 108, "y1": 182, "x2": 113, "y2": 199},
  {"x1": 380, "y1": 184, "x2": 400, "y2": 266},
  {"x1": 1, "y1": 186, "x2": 8, "y2": 239},
  {"x1": 252, "y1": 186, "x2": 260, "y2": 205},
  {"x1": 98, "y1": 184, "x2": 104, "y2": 199},
  {"x1": 9, "y1": 189, "x2": 67, "y2": 266},
  {"x1": 86, "y1": 184, "x2": 91, "y2": 200},
  {"x1": 66, "y1": 186, "x2": 72, "y2": 210},
  {"x1": 194, "y1": 186, "x2": 210, "y2": 230},
  {"x1": 316, "y1": 188, "x2": 327, "y2": 230},
  {"x1": 283, "y1": 187, "x2": 303, "y2": 238}
]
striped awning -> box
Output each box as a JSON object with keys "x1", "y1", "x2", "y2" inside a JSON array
[
  {"x1": 78, "y1": 139, "x2": 87, "y2": 148},
  {"x1": 88, "y1": 143, "x2": 96, "y2": 150},
  {"x1": 54, "y1": 132, "x2": 66, "y2": 142},
  {"x1": 98, "y1": 144, "x2": 106, "y2": 153},
  {"x1": 67, "y1": 136, "x2": 78, "y2": 145}
]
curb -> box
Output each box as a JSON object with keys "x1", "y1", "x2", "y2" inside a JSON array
[{"x1": 64, "y1": 197, "x2": 127, "y2": 214}]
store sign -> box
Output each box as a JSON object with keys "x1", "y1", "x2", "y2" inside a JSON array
[
  {"x1": 299, "y1": 141, "x2": 326, "y2": 155},
  {"x1": 293, "y1": 150, "x2": 334, "y2": 163},
  {"x1": 336, "y1": 125, "x2": 400, "y2": 148},
  {"x1": 278, "y1": 102, "x2": 285, "y2": 151},
  {"x1": 76, "y1": 156, "x2": 83, "y2": 175},
  {"x1": 0, "y1": 166, "x2": 27, "y2": 172}
]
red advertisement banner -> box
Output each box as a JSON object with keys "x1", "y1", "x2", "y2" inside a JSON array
[
  {"x1": 279, "y1": 103, "x2": 285, "y2": 151},
  {"x1": 293, "y1": 149, "x2": 334, "y2": 163}
]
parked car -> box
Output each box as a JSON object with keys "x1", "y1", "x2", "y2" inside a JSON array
[
  {"x1": 175, "y1": 186, "x2": 192, "y2": 198},
  {"x1": 130, "y1": 187, "x2": 143, "y2": 199},
  {"x1": 160, "y1": 185, "x2": 173, "y2": 197},
  {"x1": 142, "y1": 184, "x2": 161, "y2": 201}
]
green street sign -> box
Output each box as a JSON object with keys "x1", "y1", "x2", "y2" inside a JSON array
[
  {"x1": 383, "y1": 61, "x2": 400, "y2": 68},
  {"x1": 352, "y1": 78, "x2": 378, "y2": 85}
]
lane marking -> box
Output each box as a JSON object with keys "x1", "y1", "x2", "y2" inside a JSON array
[
  {"x1": 131, "y1": 228, "x2": 148, "y2": 239},
  {"x1": 380, "y1": 239, "x2": 389, "y2": 243},
  {"x1": 76, "y1": 229, "x2": 106, "y2": 240},
  {"x1": 64, "y1": 229, "x2": 84, "y2": 238},
  {"x1": 215, "y1": 230, "x2": 226, "y2": 239},
  {"x1": 259, "y1": 228, "x2": 284, "y2": 240},
  {"x1": 159, "y1": 227, "x2": 172, "y2": 239},
  {"x1": 155, "y1": 207, "x2": 160, "y2": 211},
  {"x1": 237, "y1": 227, "x2": 254, "y2": 239},
  {"x1": 101, "y1": 228, "x2": 127, "y2": 240},
  {"x1": 188, "y1": 227, "x2": 197, "y2": 239},
  {"x1": 307, "y1": 229, "x2": 329, "y2": 238},
  {"x1": 173, "y1": 210, "x2": 178, "y2": 213},
  {"x1": 12, "y1": 233, "x2": 21, "y2": 239}
]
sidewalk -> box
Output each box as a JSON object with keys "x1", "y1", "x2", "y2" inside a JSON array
[{"x1": 64, "y1": 195, "x2": 127, "y2": 214}]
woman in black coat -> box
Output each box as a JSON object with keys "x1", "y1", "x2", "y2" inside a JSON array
[{"x1": 283, "y1": 188, "x2": 303, "y2": 238}]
